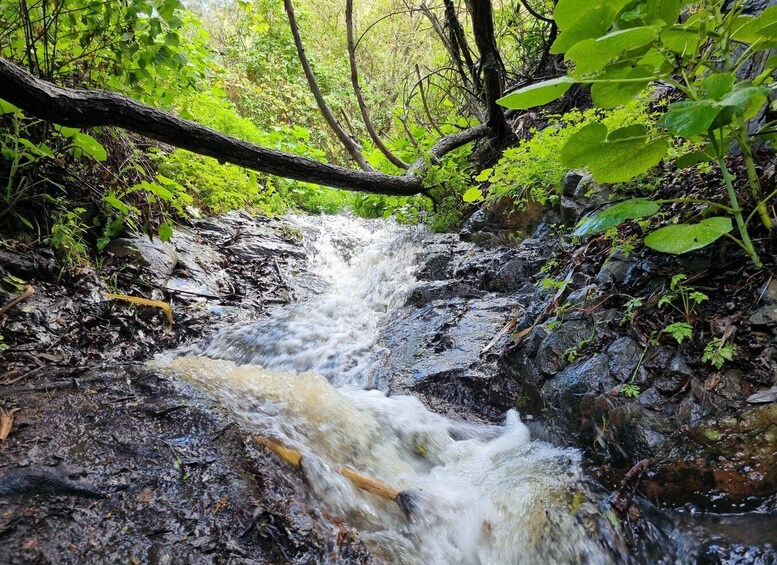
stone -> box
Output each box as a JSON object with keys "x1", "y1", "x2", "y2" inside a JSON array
[
  {"x1": 562, "y1": 169, "x2": 586, "y2": 197},
  {"x1": 488, "y1": 257, "x2": 527, "y2": 293},
  {"x1": 596, "y1": 250, "x2": 632, "y2": 286},
  {"x1": 536, "y1": 318, "x2": 594, "y2": 376},
  {"x1": 543, "y1": 353, "x2": 614, "y2": 422},
  {"x1": 106, "y1": 237, "x2": 178, "y2": 281},
  {"x1": 607, "y1": 336, "x2": 644, "y2": 382}
]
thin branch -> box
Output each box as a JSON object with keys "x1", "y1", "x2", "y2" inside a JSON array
[
  {"x1": 346, "y1": 0, "x2": 409, "y2": 170},
  {"x1": 283, "y1": 0, "x2": 372, "y2": 171}
]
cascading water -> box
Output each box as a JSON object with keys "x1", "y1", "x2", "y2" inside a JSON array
[{"x1": 153, "y1": 215, "x2": 632, "y2": 564}]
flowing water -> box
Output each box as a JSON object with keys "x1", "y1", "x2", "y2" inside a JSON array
[{"x1": 152, "y1": 216, "x2": 640, "y2": 564}]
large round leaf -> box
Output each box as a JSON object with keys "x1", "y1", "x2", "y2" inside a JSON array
[
  {"x1": 561, "y1": 123, "x2": 668, "y2": 183},
  {"x1": 660, "y1": 100, "x2": 720, "y2": 137},
  {"x1": 644, "y1": 217, "x2": 733, "y2": 254},
  {"x1": 574, "y1": 198, "x2": 660, "y2": 236},
  {"x1": 497, "y1": 77, "x2": 576, "y2": 109},
  {"x1": 566, "y1": 26, "x2": 660, "y2": 76}
]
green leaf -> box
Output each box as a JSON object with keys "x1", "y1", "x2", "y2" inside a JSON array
[
  {"x1": 566, "y1": 27, "x2": 660, "y2": 76},
  {"x1": 0, "y1": 98, "x2": 20, "y2": 115},
  {"x1": 158, "y1": 222, "x2": 174, "y2": 242},
  {"x1": 590, "y1": 64, "x2": 654, "y2": 109},
  {"x1": 72, "y1": 133, "x2": 107, "y2": 161},
  {"x1": 497, "y1": 77, "x2": 576, "y2": 109},
  {"x1": 551, "y1": 4, "x2": 619, "y2": 53},
  {"x1": 718, "y1": 83, "x2": 770, "y2": 118},
  {"x1": 659, "y1": 27, "x2": 699, "y2": 54},
  {"x1": 733, "y1": 6, "x2": 777, "y2": 42},
  {"x1": 574, "y1": 198, "x2": 660, "y2": 236},
  {"x1": 103, "y1": 195, "x2": 130, "y2": 215},
  {"x1": 561, "y1": 123, "x2": 668, "y2": 183},
  {"x1": 675, "y1": 150, "x2": 712, "y2": 169},
  {"x1": 660, "y1": 100, "x2": 719, "y2": 137},
  {"x1": 644, "y1": 0, "x2": 684, "y2": 26},
  {"x1": 475, "y1": 168, "x2": 493, "y2": 182},
  {"x1": 703, "y1": 73, "x2": 735, "y2": 100},
  {"x1": 560, "y1": 123, "x2": 608, "y2": 168},
  {"x1": 463, "y1": 187, "x2": 484, "y2": 203},
  {"x1": 644, "y1": 217, "x2": 733, "y2": 254},
  {"x1": 607, "y1": 124, "x2": 648, "y2": 141}
]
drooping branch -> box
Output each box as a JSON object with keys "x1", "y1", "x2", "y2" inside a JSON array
[
  {"x1": 283, "y1": 0, "x2": 372, "y2": 171},
  {"x1": 442, "y1": 0, "x2": 479, "y2": 91},
  {"x1": 345, "y1": 0, "x2": 409, "y2": 170},
  {"x1": 0, "y1": 58, "x2": 491, "y2": 196},
  {"x1": 467, "y1": 0, "x2": 510, "y2": 143}
]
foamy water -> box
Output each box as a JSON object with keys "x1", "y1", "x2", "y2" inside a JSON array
[{"x1": 153, "y1": 215, "x2": 627, "y2": 563}]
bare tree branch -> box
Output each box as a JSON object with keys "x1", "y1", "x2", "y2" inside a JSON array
[
  {"x1": 283, "y1": 0, "x2": 372, "y2": 171},
  {"x1": 346, "y1": 0, "x2": 409, "y2": 170}
]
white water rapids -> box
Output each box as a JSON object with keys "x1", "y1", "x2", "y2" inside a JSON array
[{"x1": 153, "y1": 215, "x2": 625, "y2": 564}]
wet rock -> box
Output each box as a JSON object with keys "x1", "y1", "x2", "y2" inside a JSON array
[
  {"x1": 406, "y1": 281, "x2": 482, "y2": 307},
  {"x1": 607, "y1": 337, "x2": 644, "y2": 383},
  {"x1": 607, "y1": 403, "x2": 671, "y2": 461},
  {"x1": 536, "y1": 318, "x2": 594, "y2": 376},
  {"x1": 596, "y1": 250, "x2": 632, "y2": 286},
  {"x1": 489, "y1": 257, "x2": 528, "y2": 293},
  {"x1": 462, "y1": 209, "x2": 487, "y2": 232},
  {"x1": 543, "y1": 354, "x2": 615, "y2": 423},
  {"x1": 562, "y1": 170, "x2": 587, "y2": 197},
  {"x1": 106, "y1": 237, "x2": 178, "y2": 281},
  {"x1": 0, "y1": 248, "x2": 57, "y2": 280},
  {"x1": 644, "y1": 404, "x2": 777, "y2": 509}
]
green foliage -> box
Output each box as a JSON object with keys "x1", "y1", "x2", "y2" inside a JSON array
[
  {"x1": 575, "y1": 198, "x2": 659, "y2": 236},
  {"x1": 48, "y1": 207, "x2": 89, "y2": 269},
  {"x1": 499, "y1": 0, "x2": 777, "y2": 267},
  {"x1": 644, "y1": 217, "x2": 733, "y2": 254},
  {"x1": 703, "y1": 338, "x2": 736, "y2": 369},
  {"x1": 621, "y1": 383, "x2": 641, "y2": 398},
  {"x1": 658, "y1": 273, "x2": 708, "y2": 321},
  {"x1": 479, "y1": 98, "x2": 652, "y2": 209},
  {"x1": 663, "y1": 321, "x2": 693, "y2": 344}
]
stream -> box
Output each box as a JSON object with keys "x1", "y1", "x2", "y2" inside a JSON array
[{"x1": 151, "y1": 216, "x2": 768, "y2": 564}]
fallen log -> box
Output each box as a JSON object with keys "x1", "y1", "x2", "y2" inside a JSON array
[{"x1": 0, "y1": 58, "x2": 491, "y2": 196}]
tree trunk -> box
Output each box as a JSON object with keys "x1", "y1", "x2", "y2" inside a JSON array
[
  {"x1": 283, "y1": 0, "x2": 372, "y2": 171},
  {"x1": 0, "y1": 58, "x2": 489, "y2": 196},
  {"x1": 345, "y1": 0, "x2": 409, "y2": 170},
  {"x1": 468, "y1": 0, "x2": 510, "y2": 143}
]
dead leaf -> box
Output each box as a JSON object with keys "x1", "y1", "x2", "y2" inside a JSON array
[
  {"x1": 704, "y1": 374, "x2": 721, "y2": 391},
  {"x1": 0, "y1": 409, "x2": 14, "y2": 442},
  {"x1": 746, "y1": 386, "x2": 777, "y2": 404}
]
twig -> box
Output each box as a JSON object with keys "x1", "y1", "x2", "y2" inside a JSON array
[{"x1": 0, "y1": 284, "x2": 34, "y2": 317}]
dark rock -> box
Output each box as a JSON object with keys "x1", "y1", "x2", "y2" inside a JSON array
[
  {"x1": 536, "y1": 318, "x2": 594, "y2": 376},
  {"x1": 462, "y1": 209, "x2": 487, "y2": 232},
  {"x1": 489, "y1": 257, "x2": 528, "y2": 293},
  {"x1": 0, "y1": 248, "x2": 57, "y2": 279},
  {"x1": 596, "y1": 250, "x2": 632, "y2": 286},
  {"x1": 560, "y1": 196, "x2": 584, "y2": 226},
  {"x1": 562, "y1": 169, "x2": 586, "y2": 197},
  {"x1": 543, "y1": 353, "x2": 615, "y2": 423},
  {"x1": 607, "y1": 337, "x2": 644, "y2": 382},
  {"x1": 406, "y1": 280, "x2": 482, "y2": 307},
  {"x1": 106, "y1": 237, "x2": 178, "y2": 281}
]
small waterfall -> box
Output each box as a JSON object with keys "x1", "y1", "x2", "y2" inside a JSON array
[{"x1": 153, "y1": 215, "x2": 630, "y2": 564}]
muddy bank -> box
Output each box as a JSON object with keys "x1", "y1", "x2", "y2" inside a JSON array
[{"x1": 0, "y1": 213, "x2": 370, "y2": 563}]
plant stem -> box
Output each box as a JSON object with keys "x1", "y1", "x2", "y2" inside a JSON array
[
  {"x1": 657, "y1": 197, "x2": 733, "y2": 212},
  {"x1": 735, "y1": 119, "x2": 772, "y2": 229},
  {"x1": 711, "y1": 134, "x2": 763, "y2": 268}
]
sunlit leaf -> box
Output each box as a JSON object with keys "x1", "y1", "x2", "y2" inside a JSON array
[
  {"x1": 644, "y1": 217, "x2": 733, "y2": 254},
  {"x1": 574, "y1": 198, "x2": 660, "y2": 236}
]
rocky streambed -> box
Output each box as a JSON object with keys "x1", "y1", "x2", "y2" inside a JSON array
[{"x1": 0, "y1": 207, "x2": 775, "y2": 563}]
